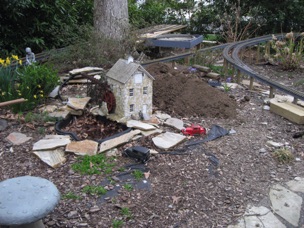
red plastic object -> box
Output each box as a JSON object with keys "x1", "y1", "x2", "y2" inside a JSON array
[{"x1": 181, "y1": 124, "x2": 206, "y2": 136}]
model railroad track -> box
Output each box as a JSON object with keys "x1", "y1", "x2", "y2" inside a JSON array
[{"x1": 223, "y1": 34, "x2": 304, "y2": 101}]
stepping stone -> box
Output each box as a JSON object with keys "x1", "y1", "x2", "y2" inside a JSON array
[
  {"x1": 286, "y1": 177, "x2": 304, "y2": 193},
  {"x1": 0, "y1": 176, "x2": 60, "y2": 227},
  {"x1": 99, "y1": 130, "x2": 141, "y2": 153},
  {"x1": 269, "y1": 184, "x2": 302, "y2": 227},
  {"x1": 152, "y1": 132, "x2": 186, "y2": 150},
  {"x1": 33, "y1": 148, "x2": 66, "y2": 168},
  {"x1": 140, "y1": 128, "x2": 163, "y2": 137},
  {"x1": 33, "y1": 138, "x2": 71, "y2": 151},
  {"x1": 66, "y1": 140, "x2": 98, "y2": 156},
  {"x1": 127, "y1": 120, "x2": 156, "y2": 131},
  {"x1": 5, "y1": 132, "x2": 32, "y2": 145},
  {"x1": 164, "y1": 118, "x2": 184, "y2": 130}
]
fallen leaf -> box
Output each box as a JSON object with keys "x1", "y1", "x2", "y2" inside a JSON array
[
  {"x1": 172, "y1": 196, "x2": 181, "y2": 204},
  {"x1": 25, "y1": 123, "x2": 35, "y2": 130},
  {"x1": 144, "y1": 171, "x2": 150, "y2": 179}
]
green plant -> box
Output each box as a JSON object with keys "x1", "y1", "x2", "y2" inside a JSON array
[
  {"x1": 38, "y1": 127, "x2": 46, "y2": 135},
  {"x1": 267, "y1": 32, "x2": 304, "y2": 70},
  {"x1": 62, "y1": 192, "x2": 81, "y2": 200},
  {"x1": 121, "y1": 207, "x2": 132, "y2": 219},
  {"x1": 24, "y1": 111, "x2": 57, "y2": 124},
  {"x1": 273, "y1": 148, "x2": 294, "y2": 164},
  {"x1": 132, "y1": 170, "x2": 144, "y2": 181},
  {"x1": 222, "y1": 83, "x2": 232, "y2": 92},
  {"x1": 112, "y1": 219, "x2": 124, "y2": 228},
  {"x1": 71, "y1": 154, "x2": 115, "y2": 175},
  {"x1": 123, "y1": 183, "x2": 133, "y2": 191},
  {"x1": 82, "y1": 185, "x2": 107, "y2": 195}
]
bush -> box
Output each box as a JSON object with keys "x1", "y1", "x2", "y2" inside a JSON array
[
  {"x1": 0, "y1": 56, "x2": 59, "y2": 112},
  {"x1": 266, "y1": 32, "x2": 304, "y2": 70}
]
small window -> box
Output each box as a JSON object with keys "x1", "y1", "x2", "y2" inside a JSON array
[
  {"x1": 143, "y1": 87, "x2": 148, "y2": 95},
  {"x1": 130, "y1": 104, "x2": 134, "y2": 112},
  {"x1": 129, "y1": 88, "x2": 134, "y2": 96}
]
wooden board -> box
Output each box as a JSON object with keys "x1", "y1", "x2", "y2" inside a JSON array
[{"x1": 270, "y1": 100, "x2": 304, "y2": 124}]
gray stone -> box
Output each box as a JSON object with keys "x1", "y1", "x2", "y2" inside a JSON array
[
  {"x1": 67, "y1": 97, "x2": 91, "y2": 110},
  {"x1": 0, "y1": 119, "x2": 8, "y2": 131},
  {"x1": 155, "y1": 112, "x2": 171, "y2": 121},
  {"x1": 33, "y1": 148, "x2": 66, "y2": 168},
  {"x1": 0, "y1": 176, "x2": 60, "y2": 226},
  {"x1": 164, "y1": 118, "x2": 184, "y2": 130},
  {"x1": 48, "y1": 86, "x2": 60, "y2": 98},
  {"x1": 267, "y1": 141, "x2": 284, "y2": 148},
  {"x1": 99, "y1": 130, "x2": 141, "y2": 153},
  {"x1": 5, "y1": 132, "x2": 32, "y2": 145},
  {"x1": 269, "y1": 184, "x2": 302, "y2": 227},
  {"x1": 127, "y1": 120, "x2": 156, "y2": 131},
  {"x1": 152, "y1": 132, "x2": 186, "y2": 150},
  {"x1": 66, "y1": 140, "x2": 98, "y2": 156},
  {"x1": 286, "y1": 177, "x2": 304, "y2": 193},
  {"x1": 227, "y1": 218, "x2": 245, "y2": 228},
  {"x1": 33, "y1": 138, "x2": 71, "y2": 151},
  {"x1": 69, "y1": 67, "x2": 104, "y2": 75},
  {"x1": 140, "y1": 128, "x2": 163, "y2": 137}
]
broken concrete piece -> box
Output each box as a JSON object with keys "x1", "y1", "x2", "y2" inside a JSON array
[
  {"x1": 152, "y1": 132, "x2": 186, "y2": 150},
  {"x1": 155, "y1": 112, "x2": 171, "y2": 121},
  {"x1": 66, "y1": 140, "x2": 98, "y2": 156},
  {"x1": 6, "y1": 132, "x2": 32, "y2": 145},
  {"x1": 63, "y1": 105, "x2": 83, "y2": 116},
  {"x1": 44, "y1": 135, "x2": 71, "y2": 140},
  {"x1": 39, "y1": 105, "x2": 58, "y2": 113},
  {"x1": 48, "y1": 110, "x2": 70, "y2": 119},
  {"x1": 67, "y1": 97, "x2": 91, "y2": 110},
  {"x1": 127, "y1": 120, "x2": 156, "y2": 131},
  {"x1": 140, "y1": 128, "x2": 163, "y2": 137},
  {"x1": 106, "y1": 148, "x2": 119, "y2": 157},
  {"x1": 33, "y1": 138, "x2": 71, "y2": 151},
  {"x1": 269, "y1": 184, "x2": 302, "y2": 227},
  {"x1": 164, "y1": 118, "x2": 184, "y2": 130},
  {"x1": 33, "y1": 148, "x2": 66, "y2": 168},
  {"x1": 99, "y1": 130, "x2": 141, "y2": 153}
]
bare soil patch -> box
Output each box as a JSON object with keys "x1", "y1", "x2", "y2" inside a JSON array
[{"x1": 1, "y1": 60, "x2": 304, "y2": 228}]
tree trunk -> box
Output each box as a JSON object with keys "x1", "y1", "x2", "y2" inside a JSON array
[{"x1": 94, "y1": 0, "x2": 129, "y2": 40}]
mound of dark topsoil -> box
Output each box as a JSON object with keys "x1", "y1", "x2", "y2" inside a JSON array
[{"x1": 147, "y1": 63, "x2": 237, "y2": 118}]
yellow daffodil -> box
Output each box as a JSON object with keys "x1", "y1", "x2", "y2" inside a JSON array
[
  {"x1": 37, "y1": 85, "x2": 41, "y2": 88},
  {"x1": 33, "y1": 95, "x2": 37, "y2": 99},
  {"x1": 39, "y1": 90, "x2": 43, "y2": 93},
  {"x1": 40, "y1": 94, "x2": 44, "y2": 98},
  {"x1": 12, "y1": 55, "x2": 19, "y2": 60},
  {"x1": 19, "y1": 60, "x2": 22, "y2": 65},
  {"x1": 19, "y1": 93, "x2": 22, "y2": 96},
  {"x1": 5, "y1": 57, "x2": 10, "y2": 65},
  {"x1": 0, "y1": 58, "x2": 4, "y2": 65}
]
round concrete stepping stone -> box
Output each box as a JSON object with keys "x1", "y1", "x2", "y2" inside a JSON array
[{"x1": 0, "y1": 176, "x2": 60, "y2": 227}]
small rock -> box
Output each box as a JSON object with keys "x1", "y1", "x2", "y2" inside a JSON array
[
  {"x1": 67, "y1": 210, "x2": 78, "y2": 218},
  {"x1": 263, "y1": 105, "x2": 270, "y2": 110}
]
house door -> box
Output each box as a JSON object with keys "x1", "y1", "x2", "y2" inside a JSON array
[{"x1": 142, "y1": 105, "x2": 147, "y2": 114}]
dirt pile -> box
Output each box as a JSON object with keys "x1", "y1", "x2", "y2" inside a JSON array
[{"x1": 146, "y1": 63, "x2": 238, "y2": 118}]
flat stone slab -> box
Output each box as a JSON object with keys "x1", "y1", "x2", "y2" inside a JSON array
[
  {"x1": 164, "y1": 118, "x2": 184, "y2": 130},
  {"x1": 269, "y1": 184, "x2": 302, "y2": 227},
  {"x1": 33, "y1": 138, "x2": 71, "y2": 151},
  {"x1": 33, "y1": 148, "x2": 66, "y2": 168},
  {"x1": 152, "y1": 132, "x2": 186, "y2": 150},
  {"x1": 5, "y1": 132, "x2": 32, "y2": 145},
  {"x1": 48, "y1": 85, "x2": 60, "y2": 98},
  {"x1": 140, "y1": 128, "x2": 163, "y2": 137},
  {"x1": 67, "y1": 97, "x2": 91, "y2": 110},
  {"x1": 99, "y1": 130, "x2": 141, "y2": 153},
  {"x1": 0, "y1": 176, "x2": 60, "y2": 226},
  {"x1": 155, "y1": 112, "x2": 171, "y2": 121},
  {"x1": 69, "y1": 67, "x2": 104, "y2": 75},
  {"x1": 127, "y1": 120, "x2": 156, "y2": 131},
  {"x1": 66, "y1": 140, "x2": 98, "y2": 156},
  {"x1": 286, "y1": 177, "x2": 304, "y2": 193}
]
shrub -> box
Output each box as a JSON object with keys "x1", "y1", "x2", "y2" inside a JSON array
[
  {"x1": 0, "y1": 56, "x2": 59, "y2": 113},
  {"x1": 267, "y1": 32, "x2": 304, "y2": 70}
]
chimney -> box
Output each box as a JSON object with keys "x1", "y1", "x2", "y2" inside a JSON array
[{"x1": 127, "y1": 56, "x2": 134, "y2": 64}]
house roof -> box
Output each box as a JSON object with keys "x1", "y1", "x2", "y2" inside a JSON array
[{"x1": 106, "y1": 59, "x2": 154, "y2": 84}]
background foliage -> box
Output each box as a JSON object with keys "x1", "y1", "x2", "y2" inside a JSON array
[{"x1": 1, "y1": 0, "x2": 304, "y2": 56}]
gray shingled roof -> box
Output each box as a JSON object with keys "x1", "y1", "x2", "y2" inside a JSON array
[{"x1": 106, "y1": 59, "x2": 154, "y2": 84}]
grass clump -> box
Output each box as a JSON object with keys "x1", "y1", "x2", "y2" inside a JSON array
[
  {"x1": 62, "y1": 192, "x2": 81, "y2": 200},
  {"x1": 121, "y1": 207, "x2": 132, "y2": 219},
  {"x1": 71, "y1": 154, "x2": 115, "y2": 175},
  {"x1": 273, "y1": 148, "x2": 294, "y2": 164},
  {"x1": 132, "y1": 170, "x2": 144, "y2": 181},
  {"x1": 82, "y1": 185, "x2": 107, "y2": 196},
  {"x1": 112, "y1": 219, "x2": 124, "y2": 228},
  {"x1": 123, "y1": 183, "x2": 133, "y2": 191}
]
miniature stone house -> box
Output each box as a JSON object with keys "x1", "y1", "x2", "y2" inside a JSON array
[{"x1": 106, "y1": 57, "x2": 154, "y2": 120}]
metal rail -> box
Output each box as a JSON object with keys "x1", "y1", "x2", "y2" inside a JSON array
[{"x1": 223, "y1": 34, "x2": 304, "y2": 101}]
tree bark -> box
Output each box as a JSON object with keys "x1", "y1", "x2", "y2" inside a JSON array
[{"x1": 94, "y1": 0, "x2": 129, "y2": 40}]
